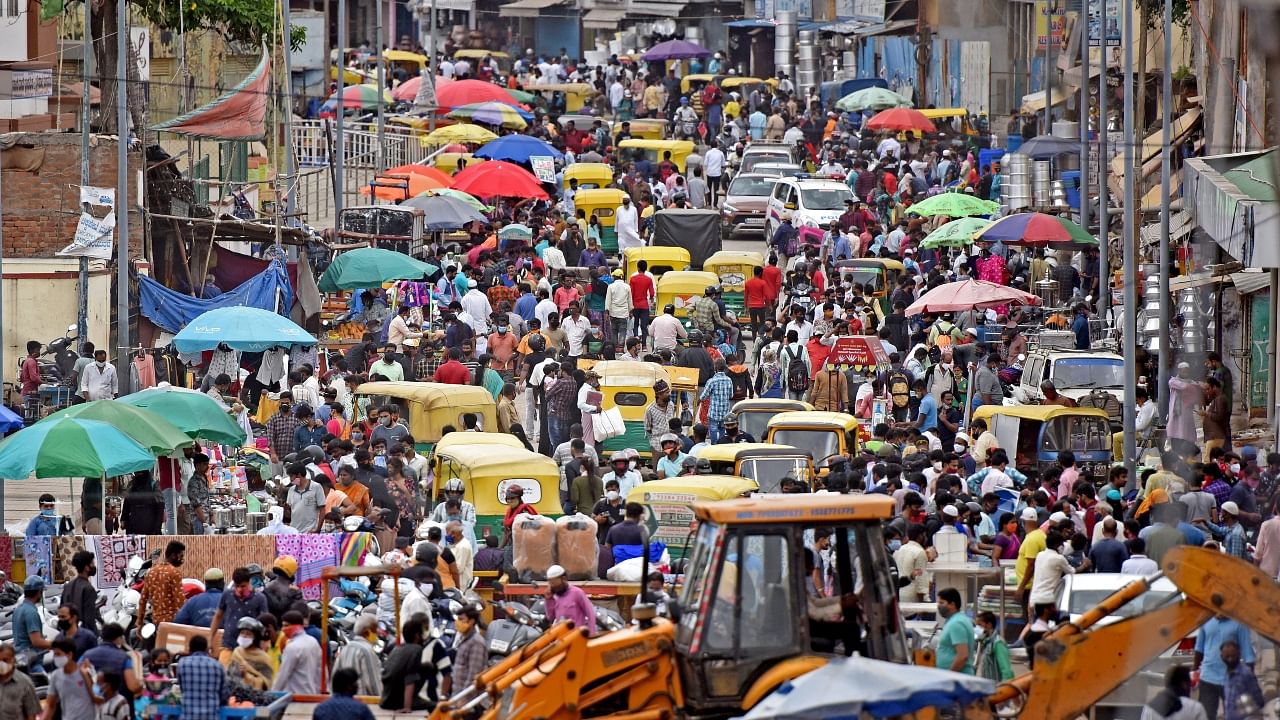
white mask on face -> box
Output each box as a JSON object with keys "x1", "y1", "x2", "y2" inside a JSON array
[
  {"x1": 52, "y1": 655, "x2": 68, "y2": 669},
  {"x1": 0, "y1": 661, "x2": 12, "y2": 676},
  {"x1": 605, "y1": 490, "x2": 620, "y2": 501},
  {"x1": 932, "y1": 461, "x2": 943, "y2": 471},
  {"x1": 953, "y1": 443, "x2": 966, "y2": 453},
  {"x1": 1231, "y1": 463, "x2": 1241, "y2": 474},
  {"x1": 237, "y1": 636, "x2": 254, "y2": 649}
]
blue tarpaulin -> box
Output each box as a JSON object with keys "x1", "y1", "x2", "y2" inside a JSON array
[{"x1": 139, "y1": 260, "x2": 293, "y2": 333}]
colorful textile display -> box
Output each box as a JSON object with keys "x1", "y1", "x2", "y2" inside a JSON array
[
  {"x1": 0, "y1": 537, "x2": 14, "y2": 578},
  {"x1": 52, "y1": 535, "x2": 86, "y2": 584},
  {"x1": 275, "y1": 534, "x2": 338, "y2": 600},
  {"x1": 94, "y1": 536, "x2": 146, "y2": 589},
  {"x1": 339, "y1": 532, "x2": 372, "y2": 567},
  {"x1": 23, "y1": 536, "x2": 52, "y2": 584}
]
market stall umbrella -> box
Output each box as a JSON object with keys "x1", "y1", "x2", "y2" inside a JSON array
[
  {"x1": 506, "y1": 87, "x2": 536, "y2": 104},
  {"x1": 390, "y1": 74, "x2": 451, "y2": 102},
  {"x1": 919, "y1": 217, "x2": 994, "y2": 249},
  {"x1": 46, "y1": 401, "x2": 193, "y2": 454},
  {"x1": 398, "y1": 194, "x2": 489, "y2": 231},
  {"x1": 450, "y1": 160, "x2": 549, "y2": 200},
  {"x1": 473, "y1": 134, "x2": 564, "y2": 163},
  {"x1": 358, "y1": 171, "x2": 450, "y2": 200},
  {"x1": 835, "y1": 87, "x2": 912, "y2": 112},
  {"x1": 422, "y1": 124, "x2": 498, "y2": 145},
  {"x1": 1012, "y1": 134, "x2": 1080, "y2": 159},
  {"x1": 742, "y1": 656, "x2": 995, "y2": 719},
  {"x1": 641, "y1": 39, "x2": 711, "y2": 61},
  {"x1": 864, "y1": 107, "x2": 937, "y2": 133},
  {"x1": 417, "y1": 187, "x2": 492, "y2": 211},
  {"x1": 905, "y1": 278, "x2": 1041, "y2": 316},
  {"x1": 118, "y1": 386, "x2": 247, "y2": 445},
  {"x1": 905, "y1": 192, "x2": 1001, "y2": 218},
  {"x1": 324, "y1": 83, "x2": 393, "y2": 109},
  {"x1": 172, "y1": 306, "x2": 315, "y2": 353},
  {"x1": 497, "y1": 223, "x2": 534, "y2": 241},
  {"x1": 0, "y1": 417, "x2": 156, "y2": 479},
  {"x1": 318, "y1": 247, "x2": 439, "y2": 292},
  {"x1": 383, "y1": 164, "x2": 454, "y2": 187},
  {"x1": 446, "y1": 102, "x2": 529, "y2": 129},
  {"x1": 436, "y1": 79, "x2": 524, "y2": 110},
  {"x1": 0, "y1": 405, "x2": 22, "y2": 433},
  {"x1": 974, "y1": 211, "x2": 1098, "y2": 249}
]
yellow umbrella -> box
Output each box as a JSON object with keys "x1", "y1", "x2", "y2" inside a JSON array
[{"x1": 422, "y1": 124, "x2": 498, "y2": 146}]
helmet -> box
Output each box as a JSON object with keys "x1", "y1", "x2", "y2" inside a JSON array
[
  {"x1": 272, "y1": 556, "x2": 298, "y2": 581},
  {"x1": 695, "y1": 458, "x2": 713, "y2": 475},
  {"x1": 625, "y1": 448, "x2": 641, "y2": 461},
  {"x1": 663, "y1": 303, "x2": 676, "y2": 315},
  {"x1": 687, "y1": 329, "x2": 704, "y2": 343},
  {"x1": 659, "y1": 433, "x2": 680, "y2": 447},
  {"x1": 303, "y1": 445, "x2": 325, "y2": 464},
  {"x1": 444, "y1": 478, "x2": 465, "y2": 494},
  {"x1": 237, "y1": 616, "x2": 264, "y2": 634},
  {"x1": 528, "y1": 334, "x2": 546, "y2": 353},
  {"x1": 704, "y1": 286, "x2": 716, "y2": 296}
]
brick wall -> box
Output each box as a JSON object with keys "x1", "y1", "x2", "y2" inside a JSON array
[{"x1": 1, "y1": 132, "x2": 143, "y2": 259}]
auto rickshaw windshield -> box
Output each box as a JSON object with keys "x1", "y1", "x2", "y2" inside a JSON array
[
  {"x1": 742, "y1": 457, "x2": 808, "y2": 492},
  {"x1": 1041, "y1": 415, "x2": 1111, "y2": 453},
  {"x1": 737, "y1": 413, "x2": 774, "y2": 440},
  {"x1": 771, "y1": 429, "x2": 841, "y2": 465},
  {"x1": 845, "y1": 268, "x2": 884, "y2": 293}
]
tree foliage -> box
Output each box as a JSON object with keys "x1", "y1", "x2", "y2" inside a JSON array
[{"x1": 1137, "y1": 0, "x2": 1190, "y2": 29}]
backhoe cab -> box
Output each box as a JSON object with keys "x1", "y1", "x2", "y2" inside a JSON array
[{"x1": 430, "y1": 493, "x2": 910, "y2": 720}]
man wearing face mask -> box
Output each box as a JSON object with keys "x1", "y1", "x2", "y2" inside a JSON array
[
  {"x1": 285, "y1": 463, "x2": 326, "y2": 533},
  {"x1": 272, "y1": 610, "x2": 321, "y2": 695},
  {"x1": 0, "y1": 643, "x2": 40, "y2": 720},
  {"x1": 25, "y1": 493, "x2": 60, "y2": 543},
  {"x1": 592, "y1": 479, "x2": 626, "y2": 542},
  {"x1": 208, "y1": 567, "x2": 268, "y2": 663},
  {"x1": 58, "y1": 551, "x2": 98, "y2": 636},
  {"x1": 330, "y1": 615, "x2": 383, "y2": 698},
  {"x1": 53, "y1": 604, "x2": 96, "y2": 659},
  {"x1": 400, "y1": 565, "x2": 437, "y2": 630},
  {"x1": 264, "y1": 392, "x2": 299, "y2": 460},
  {"x1": 175, "y1": 568, "x2": 226, "y2": 628},
  {"x1": 935, "y1": 587, "x2": 976, "y2": 674},
  {"x1": 368, "y1": 344, "x2": 404, "y2": 382},
  {"x1": 486, "y1": 318, "x2": 519, "y2": 381},
  {"x1": 79, "y1": 348, "x2": 118, "y2": 400},
  {"x1": 43, "y1": 639, "x2": 96, "y2": 720},
  {"x1": 429, "y1": 479, "x2": 478, "y2": 548},
  {"x1": 543, "y1": 565, "x2": 597, "y2": 634}
]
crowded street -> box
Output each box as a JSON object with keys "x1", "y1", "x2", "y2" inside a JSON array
[{"x1": 0, "y1": 1, "x2": 1278, "y2": 718}]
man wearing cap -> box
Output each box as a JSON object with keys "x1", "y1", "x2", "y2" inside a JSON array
[
  {"x1": 543, "y1": 565, "x2": 597, "y2": 634},
  {"x1": 1167, "y1": 361, "x2": 1202, "y2": 445},
  {"x1": 656, "y1": 434, "x2": 688, "y2": 479},
  {"x1": 13, "y1": 577, "x2": 50, "y2": 658},
  {"x1": 1014, "y1": 507, "x2": 1047, "y2": 605},
  {"x1": 174, "y1": 568, "x2": 226, "y2": 628},
  {"x1": 717, "y1": 414, "x2": 756, "y2": 444},
  {"x1": 1201, "y1": 501, "x2": 1249, "y2": 560}
]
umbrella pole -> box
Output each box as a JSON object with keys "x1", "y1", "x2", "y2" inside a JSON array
[
  {"x1": 165, "y1": 457, "x2": 178, "y2": 535},
  {"x1": 963, "y1": 361, "x2": 974, "y2": 430}
]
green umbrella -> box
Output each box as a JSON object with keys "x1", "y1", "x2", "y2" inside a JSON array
[
  {"x1": 919, "y1": 217, "x2": 994, "y2": 249},
  {"x1": 46, "y1": 400, "x2": 194, "y2": 454},
  {"x1": 0, "y1": 417, "x2": 156, "y2": 479},
  {"x1": 835, "y1": 87, "x2": 912, "y2": 112},
  {"x1": 118, "y1": 387, "x2": 247, "y2": 446},
  {"x1": 318, "y1": 248, "x2": 439, "y2": 292},
  {"x1": 417, "y1": 188, "x2": 492, "y2": 212},
  {"x1": 905, "y1": 192, "x2": 1001, "y2": 218},
  {"x1": 506, "y1": 87, "x2": 536, "y2": 104}
]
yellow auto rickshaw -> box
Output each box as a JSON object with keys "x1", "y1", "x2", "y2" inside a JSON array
[
  {"x1": 693, "y1": 443, "x2": 813, "y2": 493},
  {"x1": 730, "y1": 398, "x2": 814, "y2": 442},
  {"x1": 586, "y1": 360, "x2": 673, "y2": 460},
  {"x1": 432, "y1": 444, "x2": 560, "y2": 537},
  {"x1": 919, "y1": 107, "x2": 979, "y2": 137},
  {"x1": 764, "y1": 411, "x2": 861, "y2": 475},
  {"x1": 622, "y1": 246, "x2": 691, "y2": 280},
  {"x1": 626, "y1": 475, "x2": 758, "y2": 558},
  {"x1": 617, "y1": 139, "x2": 695, "y2": 172},
  {"x1": 836, "y1": 258, "x2": 905, "y2": 318},
  {"x1": 353, "y1": 381, "x2": 496, "y2": 453},
  {"x1": 451, "y1": 48, "x2": 511, "y2": 74},
  {"x1": 573, "y1": 188, "x2": 628, "y2": 253},
  {"x1": 382, "y1": 49, "x2": 428, "y2": 78},
  {"x1": 720, "y1": 76, "x2": 778, "y2": 95},
  {"x1": 703, "y1": 250, "x2": 764, "y2": 319},
  {"x1": 656, "y1": 270, "x2": 720, "y2": 323},
  {"x1": 433, "y1": 431, "x2": 526, "y2": 455},
  {"x1": 614, "y1": 118, "x2": 667, "y2": 140},
  {"x1": 564, "y1": 163, "x2": 614, "y2": 192},
  {"x1": 533, "y1": 83, "x2": 596, "y2": 112},
  {"x1": 679, "y1": 73, "x2": 718, "y2": 96},
  {"x1": 972, "y1": 405, "x2": 1115, "y2": 479}
]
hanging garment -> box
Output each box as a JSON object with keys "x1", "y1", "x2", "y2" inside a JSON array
[
  {"x1": 257, "y1": 348, "x2": 287, "y2": 385},
  {"x1": 133, "y1": 354, "x2": 157, "y2": 389}
]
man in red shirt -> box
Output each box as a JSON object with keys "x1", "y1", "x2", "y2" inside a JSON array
[
  {"x1": 563, "y1": 121, "x2": 588, "y2": 155},
  {"x1": 744, "y1": 266, "x2": 770, "y2": 339},
  {"x1": 19, "y1": 340, "x2": 41, "y2": 399},
  {"x1": 433, "y1": 347, "x2": 473, "y2": 385},
  {"x1": 761, "y1": 255, "x2": 783, "y2": 318},
  {"x1": 628, "y1": 260, "x2": 655, "y2": 340},
  {"x1": 553, "y1": 275, "x2": 581, "y2": 313}
]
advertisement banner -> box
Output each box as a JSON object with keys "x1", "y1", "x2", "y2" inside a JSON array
[
  {"x1": 1035, "y1": 1, "x2": 1066, "y2": 51},
  {"x1": 530, "y1": 156, "x2": 556, "y2": 183}
]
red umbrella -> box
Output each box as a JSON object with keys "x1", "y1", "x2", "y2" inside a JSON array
[
  {"x1": 391, "y1": 75, "x2": 451, "y2": 102},
  {"x1": 436, "y1": 79, "x2": 519, "y2": 110},
  {"x1": 450, "y1": 160, "x2": 549, "y2": 200},
  {"x1": 905, "y1": 279, "x2": 1039, "y2": 316},
  {"x1": 864, "y1": 107, "x2": 937, "y2": 133}
]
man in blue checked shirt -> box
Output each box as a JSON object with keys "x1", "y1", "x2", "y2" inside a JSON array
[
  {"x1": 699, "y1": 359, "x2": 734, "y2": 443},
  {"x1": 1194, "y1": 616, "x2": 1255, "y2": 720},
  {"x1": 176, "y1": 635, "x2": 227, "y2": 720},
  {"x1": 314, "y1": 668, "x2": 375, "y2": 720}
]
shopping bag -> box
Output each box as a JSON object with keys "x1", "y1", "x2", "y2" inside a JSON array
[{"x1": 593, "y1": 407, "x2": 625, "y2": 442}]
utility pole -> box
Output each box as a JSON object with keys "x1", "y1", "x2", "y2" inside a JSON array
[
  {"x1": 77, "y1": 0, "x2": 91, "y2": 347},
  {"x1": 115, "y1": 0, "x2": 131, "y2": 395},
  {"x1": 1044, "y1": 0, "x2": 1055, "y2": 133},
  {"x1": 375, "y1": 0, "x2": 385, "y2": 171},
  {"x1": 1097, "y1": 37, "x2": 1109, "y2": 318},
  {"x1": 335, "y1": 0, "x2": 347, "y2": 216},
  {"x1": 1120, "y1": 0, "x2": 1136, "y2": 473},
  {"x1": 1157, "y1": 0, "x2": 1172, "y2": 415},
  {"x1": 282, "y1": 0, "x2": 296, "y2": 230},
  {"x1": 427, "y1": 0, "x2": 436, "y2": 131},
  {"x1": 1078, "y1": 0, "x2": 1090, "y2": 237}
]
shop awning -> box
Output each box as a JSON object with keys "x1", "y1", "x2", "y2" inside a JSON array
[
  {"x1": 628, "y1": 0, "x2": 686, "y2": 16},
  {"x1": 583, "y1": 7, "x2": 627, "y2": 27},
  {"x1": 725, "y1": 18, "x2": 776, "y2": 27},
  {"x1": 806, "y1": 18, "x2": 914, "y2": 35},
  {"x1": 499, "y1": 0, "x2": 565, "y2": 17},
  {"x1": 1019, "y1": 86, "x2": 1069, "y2": 113},
  {"x1": 1231, "y1": 270, "x2": 1273, "y2": 295},
  {"x1": 1185, "y1": 147, "x2": 1280, "y2": 268}
]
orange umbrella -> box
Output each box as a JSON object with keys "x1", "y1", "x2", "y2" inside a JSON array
[
  {"x1": 384, "y1": 164, "x2": 454, "y2": 187},
  {"x1": 864, "y1": 107, "x2": 937, "y2": 133},
  {"x1": 358, "y1": 171, "x2": 450, "y2": 201}
]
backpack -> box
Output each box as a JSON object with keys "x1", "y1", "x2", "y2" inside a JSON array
[
  {"x1": 889, "y1": 370, "x2": 911, "y2": 409},
  {"x1": 728, "y1": 366, "x2": 752, "y2": 401},
  {"x1": 785, "y1": 345, "x2": 811, "y2": 394}
]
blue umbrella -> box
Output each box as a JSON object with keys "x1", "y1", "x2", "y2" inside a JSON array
[
  {"x1": 0, "y1": 405, "x2": 23, "y2": 433},
  {"x1": 473, "y1": 134, "x2": 564, "y2": 164},
  {"x1": 173, "y1": 306, "x2": 315, "y2": 353},
  {"x1": 741, "y1": 656, "x2": 995, "y2": 719}
]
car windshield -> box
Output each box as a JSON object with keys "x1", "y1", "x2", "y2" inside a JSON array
[
  {"x1": 1067, "y1": 588, "x2": 1176, "y2": 619},
  {"x1": 728, "y1": 176, "x2": 777, "y2": 196},
  {"x1": 771, "y1": 429, "x2": 841, "y2": 465},
  {"x1": 1053, "y1": 358, "x2": 1125, "y2": 388},
  {"x1": 742, "y1": 153, "x2": 790, "y2": 171},
  {"x1": 800, "y1": 187, "x2": 853, "y2": 210}
]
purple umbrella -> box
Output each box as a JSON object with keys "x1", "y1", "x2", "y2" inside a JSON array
[{"x1": 641, "y1": 39, "x2": 712, "y2": 61}]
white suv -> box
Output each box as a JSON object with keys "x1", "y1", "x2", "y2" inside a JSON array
[{"x1": 764, "y1": 176, "x2": 853, "y2": 240}]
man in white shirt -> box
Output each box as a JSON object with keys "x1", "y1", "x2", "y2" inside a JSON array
[
  {"x1": 561, "y1": 303, "x2": 593, "y2": 358},
  {"x1": 615, "y1": 196, "x2": 641, "y2": 252},
  {"x1": 894, "y1": 525, "x2": 930, "y2": 602},
  {"x1": 648, "y1": 305, "x2": 687, "y2": 352},
  {"x1": 604, "y1": 271, "x2": 632, "y2": 343},
  {"x1": 461, "y1": 279, "x2": 493, "y2": 351},
  {"x1": 609, "y1": 79, "x2": 624, "y2": 110},
  {"x1": 387, "y1": 306, "x2": 422, "y2": 352},
  {"x1": 534, "y1": 289, "x2": 558, "y2": 329},
  {"x1": 784, "y1": 309, "x2": 814, "y2": 345},
  {"x1": 446, "y1": 521, "x2": 474, "y2": 591},
  {"x1": 1120, "y1": 537, "x2": 1159, "y2": 575},
  {"x1": 79, "y1": 350, "x2": 118, "y2": 400},
  {"x1": 438, "y1": 57, "x2": 455, "y2": 79},
  {"x1": 704, "y1": 145, "x2": 726, "y2": 203},
  {"x1": 1135, "y1": 386, "x2": 1157, "y2": 442},
  {"x1": 542, "y1": 238, "x2": 567, "y2": 271},
  {"x1": 1029, "y1": 533, "x2": 1075, "y2": 608},
  {"x1": 876, "y1": 134, "x2": 901, "y2": 160}
]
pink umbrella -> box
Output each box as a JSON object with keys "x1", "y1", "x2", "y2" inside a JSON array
[{"x1": 905, "y1": 279, "x2": 1040, "y2": 316}]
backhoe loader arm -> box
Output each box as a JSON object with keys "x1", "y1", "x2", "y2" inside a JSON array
[
  {"x1": 430, "y1": 619, "x2": 684, "y2": 720},
  {"x1": 989, "y1": 546, "x2": 1280, "y2": 720}
]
